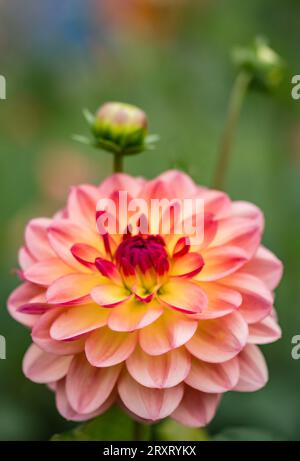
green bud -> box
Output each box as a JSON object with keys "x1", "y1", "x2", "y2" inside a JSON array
[
  {"x1": 232, "y1": 37, "x2": 284, "y2": 91},
  {"x1": 92, "y1": 102, "x2": 149, "y2": 155},
  {"x1": 74, "y1": 102, "x2": 159, "y2": 157}
]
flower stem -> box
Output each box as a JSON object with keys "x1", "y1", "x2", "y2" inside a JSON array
[
  {"x1": 213, "y1": 70, "x2": 251, "y2": 190},
  {"x1": 149, "y1": 423, "x2": 159, "y2": 441},
  {"x1": 113, "y1": 154, "x2": 123, "y2": 173},
  {"x1": 133, "y1": 421, "x2": 143, "y2": 441}
]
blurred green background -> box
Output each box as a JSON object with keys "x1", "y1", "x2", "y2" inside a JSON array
[{"x1": 0, "y1": 0, "x2": 300, "y2": 441}]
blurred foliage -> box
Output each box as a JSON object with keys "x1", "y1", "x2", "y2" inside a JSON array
[
  {"x1": 51, "y1": 406, "x2": 208, "y2": 441},
  {"x1": 52, "y1": 407, "x2": 149, "y2": 441},
  {"x1": 0, "y1": 0, "x2": 300, "y2": 441},
  {"x1": 211, "y1": 427, "x2": 283, "y2": 441}
]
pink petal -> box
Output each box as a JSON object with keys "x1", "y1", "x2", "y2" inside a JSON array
[
  {"x1": 211, "y1": 203, "x2": 263, "y2": 258},
  {"x1": 248, "y1": 314, "x2": 281, "y2": 344},
  {"x1": 108, "y1": 299, "x2": 163, "y2": 332},
  {"x1": 126, "y1": 347, "x2": 191, "y2": 388},
  {"x1": 32, "y1": 308, "x2": 85, "y2": 355},
  {"x1": 91, "y1": 284, "x2": 132, "y2": 307},
  {"x1": 18, "y1": 246, "x2": 36, "y2": 270},
  {"x1": 50, "y1": 304, "x2": 109, "y2": 340},
  {"x1": 156, "y1": 170, "x2": 198, "y2": 198},
  {"x1": 240, "y1": 245, "x2": 283, "y2": 290},
  {"x1": 46, "y1": 273, "x2": 102, "y2": 304},
  {"x1": 48, "y1": 219, "x2": 102, "y2": 270},
  {"x1": 139, "y1": 310, "x2": 198, "y2": 356},
  {"x1": 234, "y1": 344, "x2": 268, "y2": 392},
  {"x1": 171, "y1": 386, "x2": 220, "y2": 427},
  {"x1": 23, "y1": 344, "x2": 72, "y2": 383},
  {"x1": 185, "y1": 357, "x2": 239, "y2": 393},
  {"x1": 118, "y1": 372, "x2": 184, "y2": 421},
  {"x1": 56, "y1": 379, "x2": 114, "y2": 421},
  {"x1": 24, "y1": 258, "x2": 74, "y2": 286},
  {"x1": 98, "y1": 173, "x2": 145, "y2": 198},
  {"x1": 196, "y1": 283, "x2": 242, "y2": 319},
  {"x1": 71, "y1": 243, "x2": 101, "y2": 269},
  {"x1": 85, "y1": 327, "x2": 137, "y2": 367},
  {"x1": 186, "y1": 311, "x2": 248, "y2": 363},
  {"x1": 197, "y1": 246, "x2": 248, "y2": 282},
  {"x1": 95, "y1": 258, "x2": 124, "y2": 285},
  {"x1": 67, "y1": 185, "x2": 99, "y2": 229},
  {"x1": 221, "y1": 273, "x2": 273, "y2": 323},
  {"x1": 196, "y1": 188, "x2": 231, "y2": 218},
  {"x1": 7, "y1": 282, "x2": 44, "y2": 327},
  {"x1": 140, "y1": 179, "x2": 175, "y2": 201},
  {"x1": 191, "y1": 213, "x2": 218, "y2": 251},
  {"x1": 158, "y1": 279, "x2": 208, "y2": 314},
  {"x1": 25, "y1": 218, "x2": 56, "y2": 260},
  {"x1": 66, "y1": 354, "x2": 121, "y2": 414},
  {"x1": 231, "y1": 201, "x2": 264, "y2": 222},
  {"x1": 171, "y1": 253, "x2": 204, "y2": 278}
]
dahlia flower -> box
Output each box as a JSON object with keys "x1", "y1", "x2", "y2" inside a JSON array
[{"x1": 8, "y1": 170, "x2": 282, "y2": 427}]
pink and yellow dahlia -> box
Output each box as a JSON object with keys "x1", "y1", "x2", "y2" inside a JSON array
[{"x1": 8, "y1": 170, "x2": 282, "y2": 426}]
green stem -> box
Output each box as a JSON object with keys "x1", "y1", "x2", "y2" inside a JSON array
[
  {"x1": 213, "y1": 70, "x2": 251, "y2": 190},
  {"x1": 113, "y1": 154, "x2": 123, "y2": 173},
  {"x1": 133, "y1": 421, "x2": 143, "y2": 441},
  {"x1": 149, "y1": 423, "x2": 159, "y2": 441}
]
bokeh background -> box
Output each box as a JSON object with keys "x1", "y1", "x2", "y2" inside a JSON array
[{"x1": 0, "y1": 0, "x2": 300, "y2": 441}]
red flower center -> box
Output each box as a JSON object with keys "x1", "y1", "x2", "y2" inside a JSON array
[{"x1": 115, "y1": 234, "x2": 169, "y2": 277}]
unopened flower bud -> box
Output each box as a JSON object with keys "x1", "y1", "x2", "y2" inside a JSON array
[
  {"x1": 232, "y1": 37, "x2": 284, "y2": 91},
  {"x1": 92, "y1": 102, "x2": 149, "y2": 154}
]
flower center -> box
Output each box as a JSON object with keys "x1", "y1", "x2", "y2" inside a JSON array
[{"x1": 115, "y1": 234, "x2": 169, "y2": 277}]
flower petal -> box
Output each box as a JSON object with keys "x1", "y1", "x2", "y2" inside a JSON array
[
  {"x1": 32, "y1": 309, "x2": 85, "y2": 355},
  {"x1": 240, "y1": 245, "x2": 283, "y2": 290},
  {"x1": 108, "y1": 299, "x2": 163, "y2": 332},
  {"x1": 210, "y1": 203, "x2": 263, "y2": 258},
  {"x1": 156, "y1": 170, "x2": 198, "y2": 198},
  {"x1": 56, "y1": 379, "x2": 114, "y2": 422},
  {"x1": 196, "y1": 188, "x2": 231, "y2": 218},
  {"x1": 171, "y1": 253, "x2": 204, "y2": 278},
  {"x1": 196, "y1": 246, "x2": 248, "y2": 282},
  {"x1": 66, "y1": 354, "x2": 121, "y2": 414},
  {"x1": 71, "y1": 243, "x2": 101, "y2": 269},
  {"x1": 67, "y1": 185, "x2": 99, "y2": 229},
  {"x1": 171, "y1": 386, "x2": 220, "y2": 427},
  {"x1": 46, "y1": 273, "x2": 102, "y2": 304},
  {"x1": 221, "y1": 273, "x2": 273, "y2": 323},
  {"x1": 85, "y1": 327, "x2": 137, "y2": 367},
  {"x1": 185, "y1": 357, "x2": 239, "y2": 393},
  {"x1": 186, "y1": 311, "x2": 248, "y2": 363},
  {"x1": 248, "y1": 314, "x2": 281, "y2": 344},
  {"x1": 158, "y1": 279, "x2": 207, "y2": 314},
  {"x1": 91, "y1": 284, "x2": 132, "y2": 307},
  {"x1": 18, "y1": 246, "x2": 36, "y2": 270},
  {"x1": 139, "y1": 310, "x2": 198, "y2": 356},
  {"x1": 126, "y1": 347, "x2": 191, "y2": 388},
  {"x1": 118, "y1": 372, "x2": 184, "y2": 421},
  {"x1": 234, "y1": 344, "x2": 268, "y2": 392},
  {"x1": 48, "y1": 219, "x2": 102, "y2": 270},
  {"x1": 7, "y1": 283, "x2": 44, "y2": 327},
  {"x1": 196, "y1": 283, "x2": 242, "y2": 319},
  {"x1": 50, "y1": 304, "x2": 109, "y2": 340},
  {"x1": 25, "y1": 218, "x2": 56, "y2": 260},
  {"x1": 24, "y1": 258, "x2": 74, "y2": 286},
  {"x1": 98, "y1": 173, "x2": 145, "y2": 198},
  {"x1": 23, "y1": 344, "x2": 72, "y2": 383}
]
